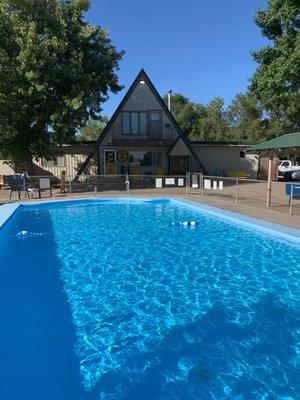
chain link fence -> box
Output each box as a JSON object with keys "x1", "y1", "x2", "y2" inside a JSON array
[{"x1": 1, "y1": 172, "x2": 299, "y2": 215}]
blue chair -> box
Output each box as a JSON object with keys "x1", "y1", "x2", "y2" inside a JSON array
[{"x1": 285, "y1": 183, "x2": 300, "y2": 206}]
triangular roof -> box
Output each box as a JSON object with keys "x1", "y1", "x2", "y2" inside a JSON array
[
  {"x1": 99, "y1": 69, "x2": 205, "y2": 169},
  {"x1": 74, "y1": 69, "x2": 206, "y2": 179}
]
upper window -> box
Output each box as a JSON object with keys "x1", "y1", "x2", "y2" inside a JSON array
[
  {"x1": 42, "y1": 155, "x2": 65, "y2": 167},
  {"x1": 122, "y1": 112, "x2": 147, "y2": 136},
  {"x1": 148, "y1": 111, "x2": 162, "y2": 139},
  {"x1": 122, "y1": 112, "x2": 130, "y2": 135}
]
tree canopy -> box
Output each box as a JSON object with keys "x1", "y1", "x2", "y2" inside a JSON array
[
  {"x1": 250, "y1": 0, "x2": 300, "y2": 132},
  {"x1": 0, "y1": 0, "x2": 123, "y2": 171},
  {"x1": 164, "y1": 92, "x2": 269, "y2": 142},
  {"x1": 76, "y1": 116, "x2": 108, "y2": 141}
]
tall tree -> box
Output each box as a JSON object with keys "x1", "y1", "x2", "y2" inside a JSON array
[
  {"x1": 76, "y1": 116, "x2": 108, "y2": 141},
  {"x1": 0, "y1": 0, "x2": 123, "y2": 171},
  {"x1": 250, "y1": 0, "x2": 300, "y2": 133},
  {"x1": 196, "y1": 97, "x2": 229, "y2": 141},
  {"x1": 226, "y1": 92, "x2": 269, "y2": 141},
  {"x1": 163, "y1": 93, "x2": 199, "y2": 137}
]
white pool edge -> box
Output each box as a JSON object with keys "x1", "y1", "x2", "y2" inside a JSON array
[
  {"x1": 0, "y1": 196, "x2": 299, "y2": 244},
  {"x1": 172, "y1": 197, "x2": 300, "y2": 244}
]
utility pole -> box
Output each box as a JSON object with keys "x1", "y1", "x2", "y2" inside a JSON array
[{"x1": 167, "y1": 90, "x2": 172, "y2": 111}]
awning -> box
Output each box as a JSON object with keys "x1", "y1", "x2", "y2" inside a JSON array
[{"x1": 246, "y1": 132, "x2": 300, "y2": 153}]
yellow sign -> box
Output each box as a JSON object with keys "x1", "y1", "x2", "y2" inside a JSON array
[
  {"x1": 105, "y1": 164, "x2": 115, "y2": 175},
  {"x1": 105, "y1": 151, "x2": 115, "y2": 164},
  {"x1": 104, "y1": 150, "x2": 116, "y2": 175},
  {"x1": 117, "y1": 150, "x2": 129, "y2": 163}
]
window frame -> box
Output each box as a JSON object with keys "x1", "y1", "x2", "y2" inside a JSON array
[
  {"x1": 128, "y1": 150, "x2": 161, "y2": 168},
  {"x1": 121, "y1": 111, "x2": 161, "y2": 137},
  {"x1": 42, "y1": 155, "x2": 65, "y2": 167},
  {"x1": 122, "y1": 111, "x2": 148, "y2": 136}
]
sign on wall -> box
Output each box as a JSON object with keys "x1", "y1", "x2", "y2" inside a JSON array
[
  {"x1": 117, "y1": 150, "x2": 129, "y2": 163},
  {"x1": 104, "y1": 150, "x2": 116, "y2": 175}
]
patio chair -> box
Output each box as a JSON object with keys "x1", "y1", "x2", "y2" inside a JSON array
[{"x1": 7, "y1": 175, "x2": 29, "y2": 200}]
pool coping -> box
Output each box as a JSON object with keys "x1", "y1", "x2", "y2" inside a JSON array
[
  {"x1": 0, "y1": 196, "x2": 299, "y2": 244},
  {"x1": 172, "y1": 197, "x2": 300, "y2": 244}
]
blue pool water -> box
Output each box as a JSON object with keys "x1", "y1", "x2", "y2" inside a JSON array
[{"x1": 0, "y1": 198, "x2": 299, "y2": 400}]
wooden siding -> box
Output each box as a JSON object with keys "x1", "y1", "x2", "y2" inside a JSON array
[
  {"x1": 102, "y1": 82, "x2": 177, "y2": 144},
  {"x1": 34, "y1": 145, "x2": 97, "y2": 179},
  {"x1": 192, "y1": 145, "x2": 258, "y2": 178}
]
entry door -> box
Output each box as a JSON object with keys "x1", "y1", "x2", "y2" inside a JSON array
[
  {"x1": 172, "y1": 156, "x2": 188, "y2": 175},
  {"x1": 104, "y1": 150, "x2": 116, "y2": 175}
]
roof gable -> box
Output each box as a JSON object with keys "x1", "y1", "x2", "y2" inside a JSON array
[
  {"x1": 74, "y1": 69, "x2": 207, "y2": 178},
  {"x1": 99, "y1": 69, "x2": 206, "y2": 170}
]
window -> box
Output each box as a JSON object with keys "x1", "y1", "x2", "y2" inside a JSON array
[
  {"x1": 131, "y1": 113, "x2": 139, "y2": 134},
  {"x1": 240, "y1": 151, "x2": 245, "y2": 158},
  {"x1": 122, "y1": 112, "x2": 130, "y2": 135},
  {"x1": 148, "y1": 111, "x2": 162, "y2": 139},
  {"x1": 281, "y1": 161, "x2": 289, "y2": 167},
  {"x1": 42, "y1": 155, "x2": 65, "y2": 167},
  {"x1": 139, "y1": 113, "x2": 147, "y2": 135},
  {"x1": 121, "y1": 112, "x2": 148, "y2": 136},
  {"x1": 153, "y1": 152, "x2": 161, "y2": 166},
  {"x1": 129, "y1": 151, "x2": 161, "y2": 168}
]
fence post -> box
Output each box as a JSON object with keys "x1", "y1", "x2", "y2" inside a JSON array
[
  {"x1": 125, "y1": 172, "x2": 130, "y2": 195},
  {"x1": 60, "y1": 171, "x2": 66, "y2": 193},
  {"x1": 200, "y1": 173, "x2": 204, "y2": 196},
  {"x1": 69, "y1": 177, "x2": 72, "y2": 197},
  {"x1": 266, "y1": 181, "x2": 272, "y2": 207},
  {"x1": 185, "y1": 172, "x2": 189, "y2": 195},
  {"x1": 289, "y1": 184, "x2": 294, "y2": 215},
  {"x1": 235, "y1": 179, "x2": 239, "y2": 205}
]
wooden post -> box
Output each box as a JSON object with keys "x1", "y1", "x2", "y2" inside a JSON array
[
  {"x1": 289, "y1": 184, "x2": 294, "y2": 215},
  {"x1": 266, "y1": 154, "x2": 273, "y2": 207},
  {"x1": 185, "y1": 172, "x2": 190, "y2": 195},
  {"x1": 235, "y1": 179, "x2": 239, "y2": 205},
  {"x1": 60, "y1": 171, "x2": 66, "y2": 193}
]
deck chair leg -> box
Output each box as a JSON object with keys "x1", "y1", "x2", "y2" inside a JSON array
[{"x1": 9, "y1": 189, "x2": 12, "y2": 200}]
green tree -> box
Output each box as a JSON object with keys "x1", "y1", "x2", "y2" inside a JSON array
[
  {"x1": 0, "y1": 0, "x2": 123, "y2": 172},
  {"x1": 76, "y1": 116, "x2": 108, "y2": 141},
  {"x1": 163, "y1": 93, "x2": 199, "y2": 137},
  {"x1": 196, "y1": 97, "x2": 229, "y2": 141},
  {"x1": 250, "y1": 0, "x2": 300, "y2": 133},
  {"x1": 226, "y1": 92, "x2": 269, "y2": 141}
]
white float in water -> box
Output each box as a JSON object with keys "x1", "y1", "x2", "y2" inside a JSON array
[
  {"x1": 16, "y1": 230, "x2": 29, "y2": 239},
  {"x1": 170, "y1": 221, "x2": 199, "y2": 227}
]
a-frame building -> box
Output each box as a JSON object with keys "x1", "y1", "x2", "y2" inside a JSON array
[{"x1": 76, "y1": 69, "x2": 206, "y2": 178}]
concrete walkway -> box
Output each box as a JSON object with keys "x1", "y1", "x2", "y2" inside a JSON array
[{"x1": 1, "y1": 187, "x2": 299, "y2": 229}]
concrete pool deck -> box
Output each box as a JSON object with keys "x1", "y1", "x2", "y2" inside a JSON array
[{"x1": 1, "y1": 189, "x2": 299, "y2": 230}]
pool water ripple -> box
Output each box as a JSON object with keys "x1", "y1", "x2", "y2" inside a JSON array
[{"x1": 2, "y1": 200, "x2": 299, "y2": 400}]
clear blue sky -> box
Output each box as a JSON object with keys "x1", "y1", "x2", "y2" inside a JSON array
[{"x1": 86, "y1": 0, "x2": 268, "y2": 117}]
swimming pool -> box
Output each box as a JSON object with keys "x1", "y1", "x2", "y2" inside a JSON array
[{"x1": 0, "y1": 198, "x2": 299, "y2": 400}]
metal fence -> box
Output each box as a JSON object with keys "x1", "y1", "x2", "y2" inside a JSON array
[
  {"x1": 1, "y1": 172, "x2": 299, "y2": 215},
  {"x1": 186, "y1": 173, "x2": 300, "y2": 215}
]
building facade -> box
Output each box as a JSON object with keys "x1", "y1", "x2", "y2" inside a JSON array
[
  {"x1": 94, "y1": 69, "x2": 203, "y2": 177},
  {"x1": 0, "y1": 69, "x2": 258, "y2": 179}
]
